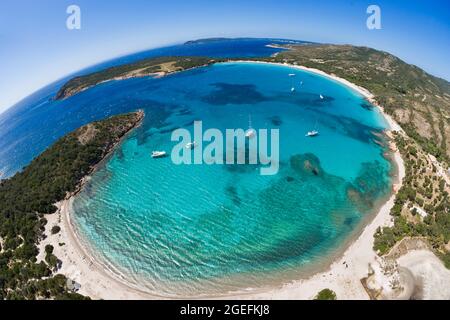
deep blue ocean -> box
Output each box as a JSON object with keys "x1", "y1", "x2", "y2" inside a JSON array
[{"x1": 0, "y1": 39, "x2": 392, "y2": 296}]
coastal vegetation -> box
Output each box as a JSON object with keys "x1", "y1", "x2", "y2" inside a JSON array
[
  {"x1": 373, "y1": 132, "x2": 450, "y2": 264},
  {"x1": 0, "y1": 112, "x2": 143, "y2": 299}
]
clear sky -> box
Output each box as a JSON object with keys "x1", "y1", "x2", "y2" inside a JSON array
[{"x1": 0, "y1": 0, "x2": 449, "y2": 114}]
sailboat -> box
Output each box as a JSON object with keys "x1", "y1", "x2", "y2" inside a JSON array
[
  {"x1": 151, "y1": 151, "x2": 167, "y2": 158},
  {"x1": 185, "y1": 141, "x2": 197, "y2": 149},
  {"x1": 306, "y1": 120, "x2": 319, "y2": 137},
  {"x1": 245, "y1": 115, "x2": 256, "y2": 138},
  {"x1": 306, "y1": 130, "x2": 319, "y2": 137}
]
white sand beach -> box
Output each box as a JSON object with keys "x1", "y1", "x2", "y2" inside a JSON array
[
  {"x1": 39, "y1": 62, "x2": 409, "y2": 300},
  {"x1": 38, "y1": 198, "x2": 150, "y2": 299}
]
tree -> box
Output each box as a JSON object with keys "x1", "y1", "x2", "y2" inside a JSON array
[
  {"x1": 314, "y1": 289, "x2": 337, "y2": 300},
  {"x1": 45, "y1": 245, "x2": 54, "y2": 255},
  {"x1": 51, "y1": 226, "x2": 61, "y2": 235}
]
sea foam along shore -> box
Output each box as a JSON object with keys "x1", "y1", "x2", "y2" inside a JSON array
[{"x1": 38, "y1": 61, "x2": 405, "y2": 300}]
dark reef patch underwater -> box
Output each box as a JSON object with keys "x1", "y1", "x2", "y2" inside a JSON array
[{"x1": 202, "y1": 82, "x2": 268, "y2": 105}]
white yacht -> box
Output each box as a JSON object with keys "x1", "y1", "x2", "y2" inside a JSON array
[
  {"x1": 291, "y1": 87, "x2": 296, "y2": 92},
  {"x1": 306, "y1": 120, "x2": 319, "y2": 137},
  {"x1": 320, "y1": 94, "x2": 324, "y2": 99},
  {"x1": 151, "y1": 151, "x2": 167, "y2": 158},
  {"x1": 185, "y1": 141, "x2": 197, "y2": 149},
  {"x1": 305, "y1": 130, "x2": 319, "y2": 137},
  {"x1": 288, "y1": 73, "x2": 296, "y2": 77}
]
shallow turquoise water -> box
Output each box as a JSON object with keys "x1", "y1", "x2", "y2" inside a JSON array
[{"x1": 71, "y1": 62, "x2": 392, "y2": 296}]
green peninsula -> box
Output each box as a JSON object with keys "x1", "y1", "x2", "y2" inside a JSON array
[
  {"x1": 55, "y1": 56, "x2": 219, "y2": 100},
  {"x1": 0, "y1": 111, "x2": 143, "y2": 299}
]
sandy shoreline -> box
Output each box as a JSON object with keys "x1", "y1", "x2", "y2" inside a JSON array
[{"x1": 39, "y1": 61, "x2": 406, "y2": 300}]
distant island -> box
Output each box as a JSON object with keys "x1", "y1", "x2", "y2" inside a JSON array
[{"x1": 184, "y1": 37, "x2": 234, "y2": 45}]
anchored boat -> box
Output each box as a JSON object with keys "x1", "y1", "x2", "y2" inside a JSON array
[
  {"x1": 186, "y1": 141, "x2": 197, "y2": 149},
  {"x1": 305, "y1": 130, "x2": 319, "y2": 137},
  {"x1": 245, "y1": 115, "x2": 256, "y2": 139},
  {"x1": 306, "y1": 120, "x2": 319, "y2": 137},
  {"x1": 151, "y1": 151, "x2": 167, "y2": 158}
]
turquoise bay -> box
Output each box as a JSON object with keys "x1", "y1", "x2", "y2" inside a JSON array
[{"x1": 71, "y1": 62, "x2": 392, "y2": 296}]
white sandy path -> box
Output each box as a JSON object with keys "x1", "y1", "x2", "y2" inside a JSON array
[
  {"x1": 397, "y1": 250, "x2": 450, "y2": 300},
  {"x1": 39, "y1": 61, "x2": 406, "y2": 300}
]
